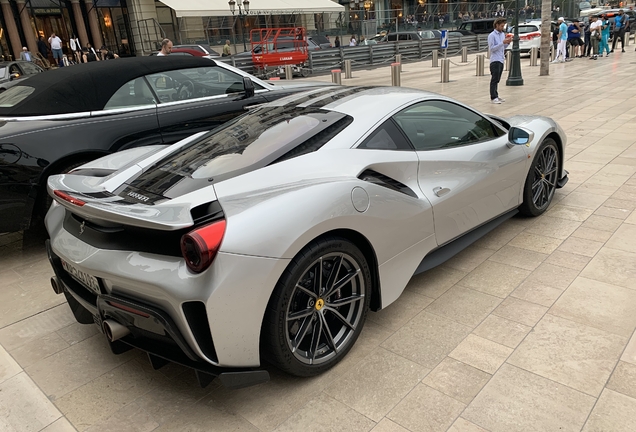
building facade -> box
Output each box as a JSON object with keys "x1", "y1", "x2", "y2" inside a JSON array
[{"x1": 0, "y1": 0, "x2": 139, "y2": 61}]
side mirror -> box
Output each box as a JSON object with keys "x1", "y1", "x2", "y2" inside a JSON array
[
  {"x1": 9, "y1": 73, "x2": 20, "y2": 81},
  {"x1": 508, "y1": 126, "x2": 534, "y2": 147},
  {"x1": 243, "y1": 77, "x2": 255, "y2": 98}
]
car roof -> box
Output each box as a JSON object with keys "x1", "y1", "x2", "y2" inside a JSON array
[
  {"x1": 0, "y1": 56, "x2": 213, "y2": 116},
  {"x1": 268, "y1": 86, "x2": 442, "y2": 119},
  {"x1": 462, "y1": 18, "x2": 496, "y2": 23}
]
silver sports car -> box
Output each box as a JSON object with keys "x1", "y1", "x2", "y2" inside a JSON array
[{"x1": 45, "y1": 86, "x2": 568, "y2": 389}]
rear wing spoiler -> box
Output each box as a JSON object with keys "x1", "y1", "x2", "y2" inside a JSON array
[{"x1": 48, "y1": 174, "x2": 195, "y2": 231}]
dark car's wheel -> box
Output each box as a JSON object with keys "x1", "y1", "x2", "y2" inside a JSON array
[
  {"x1": 519, "y1": 138, "x2": 559, "y2": 217},
  {"x1": 262, "y1": 236, "x2": 371, "y2": 376}
]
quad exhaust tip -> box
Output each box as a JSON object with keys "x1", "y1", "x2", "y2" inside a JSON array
[{"x1": 102, "y1": 319, "x2": 130, "y2": 342}]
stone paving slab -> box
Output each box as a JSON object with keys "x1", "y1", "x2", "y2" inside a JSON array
[{"x1": 2, "y1": 50, "x2": 636, "y2": 431}]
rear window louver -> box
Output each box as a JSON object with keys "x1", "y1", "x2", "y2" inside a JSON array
[{"x1": 270, "y1": 115, "x2": 353, "y2": 164}]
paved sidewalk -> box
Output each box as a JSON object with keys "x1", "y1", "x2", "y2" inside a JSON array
[{"x1": 2, "y1": 51, "x2": 636, "y2": 432}]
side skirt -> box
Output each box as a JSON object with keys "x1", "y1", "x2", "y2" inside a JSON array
[{"x1": 413, "y1": 209, "x2": 518, "y2": 276}]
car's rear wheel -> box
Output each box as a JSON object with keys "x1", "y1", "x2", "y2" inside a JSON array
[
  {"x1": 262, "y1": 236, "x2": 371, "y2": 376},
  {"x1": 519, "y1": 138, "x2": 559, "y2": 216}
]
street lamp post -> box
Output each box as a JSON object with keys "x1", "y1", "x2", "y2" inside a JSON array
[
  {"x1": 229, "y1": 0, "x2": 250, "y2": 52},
  {"x1": 506, "y1": 0, "x2": 523, "y2": 86}
]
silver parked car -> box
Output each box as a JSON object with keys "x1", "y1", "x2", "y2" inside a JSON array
[{"x1": 45, "y1": 87, "x2": 568, "y2": 389}]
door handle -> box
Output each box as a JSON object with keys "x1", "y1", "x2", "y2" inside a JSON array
[{"x1": 433, "y1": 187, "x2": 451, "y2": 197}]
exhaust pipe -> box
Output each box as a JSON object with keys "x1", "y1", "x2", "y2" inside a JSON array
[
  {"x1": 50, "y1": 276, "x2": 63, "y2": 294},
  {"x1": 102, "y1": 319, "x2": 130, "y2": 342}
]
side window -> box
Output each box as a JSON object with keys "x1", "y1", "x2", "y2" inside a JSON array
[
  {"x1": 21, "y1": 62, "x2": 41, "y2": 75},
  {"x1": 464, "y1": 23, "x2": 472, "y2": 31},
  {"x1": 398, "y1": 34, "x2": 409, "y2": 41},
  {"x1": 147, "y1": 66, "x2": 246, "y2": 103},
  {"x1": 358, "y1": 119, "x2": 412, "y2": 150},
  {"x1": 103, "y1": 77, "x2": 156, "y2": 110},
  {"x1": 393, "y1": 100, "x2": 501, "y2": 151}
]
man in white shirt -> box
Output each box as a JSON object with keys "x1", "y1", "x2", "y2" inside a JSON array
[
  {"x1": 589, "y1": 16, "x2": 601, "y2": 60},
  {"x1": 157, "y1": 39, "x2": 172, "y2": 56},
  {"x1": 48, "y1": 32, "x2": 63, "y2": 67}
]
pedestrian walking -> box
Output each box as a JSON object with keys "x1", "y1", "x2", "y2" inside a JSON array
[
  {"x1": 611, "y1": 9, "x2": 627, "y2": 52},
  {"x1": 599, "y1": 14, "x2": 611, "y2": 56},
  {"x1": 551, "y1": 17, "x2": 568, "y2": 63},
  {"x1": 48, "y1": 32, "x2": 64, "y2": 67},
  {"x1": 488, "y1": 18, "x2": 512, "y2": 104},
  {"x1": 334, "y1": 36, "x2": 340, "y2": 47}
]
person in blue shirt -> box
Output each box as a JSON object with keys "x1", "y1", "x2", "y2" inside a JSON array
[
  {"x1": 599, "y1": 14, "x2": 611, "y2": 56},
  {"x1": 567, "y1": 20, "x2": 583, "y2": 58},
  {"x1": 487, "y1": 17, "x2": 512, "y2": 104},
  {"x1": 552, "y1": 17, "x2": 569, "y2": 63},
  {"x1": 611, "y1": 9, "x2": 628, "y2": 52}
]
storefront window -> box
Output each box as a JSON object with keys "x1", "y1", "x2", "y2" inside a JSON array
[{"x1": 97, "y1": 1, "x2": 134, "y2": 56}]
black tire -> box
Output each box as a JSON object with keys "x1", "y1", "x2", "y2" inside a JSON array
[
  {"x1": 519, "y1": 138, "x2": 560, "y2": 217},
  {"x1": 262, "y1": 236, "x2": 371, "y2": 377}
]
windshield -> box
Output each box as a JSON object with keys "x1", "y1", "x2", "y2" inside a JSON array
[
  {"x1": 514, "y1": 25, "x2": 540, "y2": 33},
  {"x1": 0, "y1": 86, "x2": 35, "y2": 108}
]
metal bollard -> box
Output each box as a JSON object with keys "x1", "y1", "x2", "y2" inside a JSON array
[
  {"x1": 529, "y1": 47, "x2": 538, "y2": 66},
  {"x1": 461, "y1": 47, "x2": 468, "y2": 63},
  {"x1": 344, "y1": 59, "x2": 352, "y2": 79},
  {"x1": 432, "y1": 50, "x2": 439, "y2": 67},
  {"x1": 486, "y1": 47, "x2": 490, "y2": 59},
  {"x1": 331, "y1": 69, "x2": 342, "y2": 85},
  {"x1": 550, "y1": 44, "x2": 556, "y2": 61},
  {"x1": 476, "y1": 54, "x2": 485, "y2": 76},
  {"x1": 504, "y1": 51, "x2": 511, "y2": 71},
  {"x1": 391, "y1": 62, "x2": 401, "y2": 86},
  {"x1": 626, "y1": 31, "x2": 631, "y2": 47},
  {"x1": 441, "y1": 58, "x2": 450, "y2": 83},
  {"x1": 395, "y1": 54, "x2": 402, "y2": 72},
  {"x1": 284, "y1": 64, "x2": 293, "y2": 80}
]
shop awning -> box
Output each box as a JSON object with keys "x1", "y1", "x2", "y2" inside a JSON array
[{"x1": 158, "y1": 0, "x2": 345, "y2": 17}]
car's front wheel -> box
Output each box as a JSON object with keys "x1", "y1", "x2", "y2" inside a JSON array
[
  {"x1": 262, "y1": 236, "x2": 371, "y2": 376},
  {"x1": 519, "y1": 138, "x2": 559, "y2": 216}
]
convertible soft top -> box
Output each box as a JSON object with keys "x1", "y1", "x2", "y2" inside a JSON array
[{"x1": 0, "y1": 56, "x2": 214, "y2": 116}]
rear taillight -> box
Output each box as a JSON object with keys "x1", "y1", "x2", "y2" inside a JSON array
[
  {"x1": 53, "y1": 190, "x2": 86, "y2": 206},
  {"x1": 180, "y1": 220, "x2": 226, "y2": 273}
]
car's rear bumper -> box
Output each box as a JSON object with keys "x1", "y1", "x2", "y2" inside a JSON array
[{"x1": 46, "y1": 239, "x2": 270, "y2": 389}]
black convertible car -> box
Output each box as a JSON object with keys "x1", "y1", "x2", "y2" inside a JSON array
[{"x1": 0, "y1": 56, "x2": 331, "y2": 232}]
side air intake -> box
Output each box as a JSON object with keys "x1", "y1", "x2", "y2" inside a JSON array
[{"x1": 358, "y1": 170, "x2": 418, "y2": 198}]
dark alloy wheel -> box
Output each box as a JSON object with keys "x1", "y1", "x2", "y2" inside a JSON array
[
  {"x1": 519, "y1": 138, "x2": 559, "y2": 216},
  {"x1": 262, "y1": 236, "x2": 371, "y2": 376}
]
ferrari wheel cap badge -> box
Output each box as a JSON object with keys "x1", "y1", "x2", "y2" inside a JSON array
[{"x1": 315, "y1": 298, "x2": 325, "y2": 311}]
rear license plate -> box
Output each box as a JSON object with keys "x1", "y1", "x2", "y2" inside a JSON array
[{"x1": 61, "y1": 259, "x2": 100, "y2": 295}]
